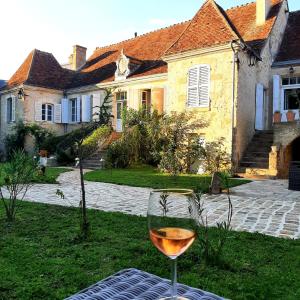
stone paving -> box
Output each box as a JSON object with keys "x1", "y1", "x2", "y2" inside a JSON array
[{"x1": 8, "y1": 169, "x2": 300, "y2": 239}]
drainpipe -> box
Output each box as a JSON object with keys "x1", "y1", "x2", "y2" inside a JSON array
[{"x1": 230, "y1": 41, "x2": 239, "y2": 171}]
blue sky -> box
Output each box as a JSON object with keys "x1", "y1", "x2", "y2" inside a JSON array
[{"x1": 1, "y1": 0, "x2": 299, "y2": 79}]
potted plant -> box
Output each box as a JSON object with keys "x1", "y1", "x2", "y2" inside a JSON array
[
  {"x1": 286, "y1": 110, "x2": 295, "y2": 122},
  {"x1": 273, "y1": 111, "x2": 282, "y2": 123}
]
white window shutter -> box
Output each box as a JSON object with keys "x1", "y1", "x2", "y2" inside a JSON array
[
  {"x1": 76, "y1": 97, "x2": 81, "y2": 123},
  {"x1": 81, "y1": 95, "x2": 92, "y2": 122},
  {"x1": 54, "y1": 104, "x2": 62, "y2": 123},
  {"x1": 255, "y1": 83, "x2": 264, "y2": 130},
  {"x1": 92, "y1": 93, "x2": 102, "y2": 121},
  {"x1": 11, "y1": 96, "x2": 16, "y2": 122},
  {"x1": 198, "y1": 65, "x2": 210, "y2": 107},
  {"x1": 35, "y1": 102, "x2": 42, "y2": 122},
  {"x1": 61, "y1": 98, "x2": 69, "y2": 123},
  {"x1": 187, "y1": 67, "x2": 198, "y2": 107},
  {"x1": 273, "y1": 75, "x2": 281, "y2": 113}
]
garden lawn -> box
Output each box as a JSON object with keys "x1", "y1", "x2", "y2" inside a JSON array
[
  {"x1": 0, "y1": 164, "x2": 71, "y2": 185},
  {"x1": 84, "y1": 166, "x2": 250, "y2": 191},
  {"x1": 0, "y1": 201, "x2": 299, "y2": 300}
]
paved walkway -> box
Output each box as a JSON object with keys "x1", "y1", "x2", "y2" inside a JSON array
[{"x1": 12, "y1": 169, "x2": 300, "y2": 239}]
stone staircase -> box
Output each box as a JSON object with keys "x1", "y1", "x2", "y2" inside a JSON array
[
  {"x1": 82, "y1": 131, "x2": 122, "y2": 169},
  {"x1": 238, "y1": 130, "x2": 274, "y2": 179}
]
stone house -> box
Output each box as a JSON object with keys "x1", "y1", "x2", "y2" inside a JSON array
[{"x1": 0, "y1": 0, "x2": 298, "y2": 177}]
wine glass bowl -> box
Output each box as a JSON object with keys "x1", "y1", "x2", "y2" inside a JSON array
[{"x1": 147, "y1": 189, "x2": 197, "y2": 300}]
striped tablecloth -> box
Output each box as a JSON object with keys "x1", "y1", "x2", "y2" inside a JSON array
[{"x1": 66, "y1": 268, "x2": 224, "y2": 300}]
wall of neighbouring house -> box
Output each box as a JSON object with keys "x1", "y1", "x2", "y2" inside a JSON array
[
  {"x1": 0, "y1": 90, "x2": 25, "y2": 155},
  {"x1": 235, "y1": 1, "x2": 288, "y2": 165},
  {"x1": 166, "y1": 49, "x2": 235, "y2": 157}
]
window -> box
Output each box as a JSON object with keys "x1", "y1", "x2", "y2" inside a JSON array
[
  {"x1": 187, "y1": 65, "x2": 210, "y2": 107},
  {"x1": 7, "y1": 97, "x2": 13, "y2": 123},
  {"x1": 70, "y1": 98, "x2": 77, "y2": 122},
  {"x1": 282, "y1": 77, "x2": 300, "y2": 86},
  {"x1": 284, "y1": 89, "x2": 300, "y2": 110},
  {"x1": 141, "y1": 90, "x2": 151, "y2": 114},
  {"x1": 42, "y1": 104, "x2": 54, "y2": 121},
  {"x1": 116, "y1": 91, "x2": 127, "y2": 102},
  {"x1": 116, "y1": 91, "x2": 127, "y2": 116}
]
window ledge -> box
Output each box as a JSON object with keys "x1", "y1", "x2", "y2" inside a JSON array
[{"x1": 186, "y1": 106, "x2": 210, "y2": 112}]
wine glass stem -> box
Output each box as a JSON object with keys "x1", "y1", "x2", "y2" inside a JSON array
[{"x1": 171, "y1": 258, "x2": 177, "y2": 299}]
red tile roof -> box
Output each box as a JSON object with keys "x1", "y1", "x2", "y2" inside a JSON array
[
  {"x1": 226, "y1": 0, "x2": 283, "y2": 51},
  {"x1": 68, "y1": 21, "x2": 189, "y2": 88},
  {"x1": 165, "y1": 0, "x2": 239, "y2": 56},
  {"x1": 3, "y1": 0, "x2": 284, "y2": 90},
  {"x1": 275, "y1": 10, "x2": 300, "y2": 63},
  {"x1": 2, "y1": 49, "x2": 74, "y2": 90}
]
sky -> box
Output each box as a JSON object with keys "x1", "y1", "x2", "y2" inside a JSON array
[{"x1": 0, "y1": 0, "x2": 299, "y2": 79}]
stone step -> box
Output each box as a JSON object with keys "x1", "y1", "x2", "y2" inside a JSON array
[
  {"x1": 239, "y1": 162, "x2": 269, "y2": 168},
  {"x1": 243, "y1": 151, "x2": 270, "y2": 157},
  {"x1": 241, "y1": 157, "x2": 269, "y2": 163}
]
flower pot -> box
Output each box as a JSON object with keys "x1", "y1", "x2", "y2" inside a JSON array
[
  {"x1": 273, "y1": 112, "x2": 282, "y2": 123},
  {"x1": 286, "y1": 110, "x2": 295, "y2": 122},
  {"x1": 39, "y1": 150, "x2": 48, "y2": 157}
]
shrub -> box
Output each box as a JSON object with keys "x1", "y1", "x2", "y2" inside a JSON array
[
  {"x1": 199, "y1": 138, "x2": 231, "y2": 175},
  {"x1": 0, "y1": 150, "x2": 38, "y2": 221},
  {"x1": 81, "y1": 125, "x2": 111, "y2": 157},
  {"x1": 105, "y1": 139, "x2": 130, "y2": 168},
  {"x1": 158, "y1": 112, "x2": 207, "y2": 176}
]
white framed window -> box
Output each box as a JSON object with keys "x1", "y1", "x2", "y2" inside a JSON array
[
  {"x1": 42, "y1": 104, "x2": 54, "y2": 122},
  {"x1": 69, "y1": 98, "x2": 77, "y2": 123},
  {"x1": 281, "y1": 77, "x2": 300, "y2": 111},
  {"x1": 284, "y1": 89, "x2": 300, "y2": 110},
  {"x1": 141, "y1": 90, "x2": 151, "y2": 114},
  {"x1": 187, "y1": 65, "x2": 210, "y2": 108},
  {"x1": 6, "y1": 96, "x2": 16, "y2": 123}
]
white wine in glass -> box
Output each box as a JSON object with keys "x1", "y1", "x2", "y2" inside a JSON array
[{"x1": 147, "y1": 189, "x2": 197, "y2": 300}]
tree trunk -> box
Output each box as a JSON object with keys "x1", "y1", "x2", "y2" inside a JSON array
[{"x1": 78, "y1": 149, "x2": 89, "y2": 239}]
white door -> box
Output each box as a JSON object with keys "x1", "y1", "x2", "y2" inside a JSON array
[
  {"x1": 255, "y1": 83, "x2": 265, "y2": 130},
  {"x1": 116, "y1": 101, "x2": 126, "y2": 132}
]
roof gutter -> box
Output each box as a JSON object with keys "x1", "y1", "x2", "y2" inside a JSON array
[{"x1": 272, "y1": 59, "x2": 300, "y2": 68}]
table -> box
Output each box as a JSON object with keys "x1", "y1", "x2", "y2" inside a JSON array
[{"x1": 66, "y1": 268, "x2": 224, "y2": 300}]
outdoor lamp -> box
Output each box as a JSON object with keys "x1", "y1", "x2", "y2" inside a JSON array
[
  {"x1": 17, "y1": 88, "x2": 27, "y2": 100},
  {"x1": 289, "y1": 66, "x2": 295, "y2": 75},
  {"x1": 100, "y1": 158, "x2": 105, "y2": 169}
]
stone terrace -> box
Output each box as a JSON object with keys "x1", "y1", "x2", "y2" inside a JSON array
[{"x1": 7, "y1": 169, "x2": 300, "y2": 239}]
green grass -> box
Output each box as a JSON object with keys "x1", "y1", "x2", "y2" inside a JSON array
[
  {"x1": 0, "y1": 164, "x2": 71, "y2": 185},
  {"x1": 0, "y1": 201, "x2": 299, "y2": 300},
  {"x1": 84, "y1": 166, "x2": 250, "y2": 191}
]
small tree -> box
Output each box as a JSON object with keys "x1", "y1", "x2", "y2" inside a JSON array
[
  {"x1": 93, "y1": 87, "x2": 115, "y2": 125},
  {"x1": 193, "y1": 172, "x2": 233, "y2": 266},
  {"x1": 199, "y1": 137, "x2": 231, "y2": 175},
  {"x1": 0, "y1": 150, "x2": 37, "y2": 221},
  {"x1": 158, "y1": 112, "x2": 207, "y2": 176}
]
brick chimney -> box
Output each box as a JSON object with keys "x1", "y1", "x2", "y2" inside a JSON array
[
  {"x1": 72, "y1": 45, "x2": 87, "y2": 70},
  {"x1": 256, "y1": 0, "x2": 271, "y2": 26}
]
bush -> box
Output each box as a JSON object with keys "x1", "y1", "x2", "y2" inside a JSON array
[
  {"x1": 199, "y1": 138, "x2": 231, "y2": 175},
  {"x1": 5, "y1": 121, "x2": 53, "y2": 157},
  {"x1": 105, "y1": 140, "x2": 130, "y2": 168},
  {"x1": 81, "y1": 125, "x2": 111, "y2": 157}
]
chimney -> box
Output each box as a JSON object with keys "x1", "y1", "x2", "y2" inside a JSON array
[
  {"x1": 72, "y1": 45, "x2": 87, "y2": 70},
  {"x1": 134, "y1": 32, "x2": 138, "y2": 38},
  {"x1": 256, "y1": 0, "x2": 271, "y2": 26}
]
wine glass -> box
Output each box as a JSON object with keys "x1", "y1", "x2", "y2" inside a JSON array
[{"x1": 147, "y1": 189, "x2": 198, "y2": 300}]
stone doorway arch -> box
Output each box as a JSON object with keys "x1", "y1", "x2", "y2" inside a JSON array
[{"x1": 291, "y1": 136, "x2": 300, "y2": 161}]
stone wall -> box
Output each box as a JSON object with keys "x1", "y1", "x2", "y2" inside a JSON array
[
  {"x1": 235, "y1": 1, "x2": 288, "y2": 164},
  {"x1": 166, "y1": 49, "x2": 235, "y2": 154}
]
